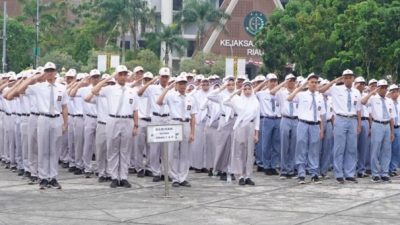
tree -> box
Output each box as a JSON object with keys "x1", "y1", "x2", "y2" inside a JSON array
[
  {"x1": 145, "y1": 23, "x2": 187, "y2": 65},
  {"x1": 175, "y1": 0, "x2": 230, "y2": 49},
  {"x1": 180, "y1": 52, "x2": 225, "y2": 75},
  {"x1": 0, "y1": 18, "x2": 35, "y2": 72},
  {"x1": 39, "y1": 50, "x2": 81, "y2": 72},
  {"x1": 125, "y1": 49, "x2": 162, "y2": 75}
]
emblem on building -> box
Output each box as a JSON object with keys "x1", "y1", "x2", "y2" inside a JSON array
[{"x1": 244, "y1": 11, "x2": 267, "y2": 37}]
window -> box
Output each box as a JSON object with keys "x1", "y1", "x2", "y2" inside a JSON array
[
  {"x1": 173, "y1": 0, "x2": 182, "y2": 11},
  {"x1": 187, "y1": 40, "x2": 195, "y2": 57},
  {"x1": 120, "y1": 41, "x2": 131, "y2": 50}
]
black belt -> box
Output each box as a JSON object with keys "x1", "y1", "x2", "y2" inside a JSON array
[
  {"x1": 337, "y1": 114, "x2": 357, "y2": 119},
  {"x1": 109, "y1": 114, "x2": 133, "y2": 119},
  {"x1": 5, "y1": 113, "x2": 11, "y2": 116},
  {"x1": 98, "y1": 121, "x2": 106, "y2": 125},
  {"x1": 172, "y1": 118, "x2": 190, "y2": 123},
  {"x1": 260, "y1": 115, "x2": 280, "y2": 119},
  {"x1": 74, "y1": 114, "x2": 83, "y2": 118},
  {"x1": 221, "y1": 114, "x2": 238, "y2": 117},
  {"x1": 39, "y1": 113, "x2": 60, "y2": 118},
  {"x1": 86, "y1": 114, "x2": 97, "y2": 118},
  {"x1": 21, "y1": 113, "x2": 30, "y2": 117},
  {"x1": 141, "y1": 118, "x2": 151, "y2": 122},
  {"x1": 31, "y1": 112, "x2": 40, "y2": 116},
  {"x1": 282, "y1": 115, "x2": 298, "y2": 120},
  {"x1": 12, "y1": 113, "x2": 17, "y2": 115},
  {"x1": 395, "y1": 125, "x2": 400, "y2": 129},
  {"x1": 361, "y1": 117, "x2": 369, "y2": 121},
  {"x1": 373, "y1": 119, "x2": 390, "y2": 125},
  {"x1": 299, "y1": 119, "x2": 320, "y2": 125},
  {"x1": 0, "y1": 109, "x2": 3, "y2": 112},
  {"x1": 327, "y1": 119, "x2": 332, "y2": 123},
  {"x1": 153, "y1": 112, "x2": 169, "y2": 117}
]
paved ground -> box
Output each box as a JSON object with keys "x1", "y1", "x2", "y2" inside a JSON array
[{"x1": 0, "y1": 166, "x2": 399, "y2": 225}]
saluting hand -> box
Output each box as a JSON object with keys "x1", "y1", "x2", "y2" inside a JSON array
[
  {"x1": 62, "y1": 123, "x2": 68, "y2": 134},
  {"x1": 132, "y1": 127, "x2": 138, "y2": 136},
  {"x1": 167, "y1": 81, "x2": 176, "y2": 91},
  {"x1": 189, "y1": 133, "x2": 195, "y2": 143}
]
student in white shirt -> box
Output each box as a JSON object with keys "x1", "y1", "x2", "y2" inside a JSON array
[{"x1": 388, "y1": 84, "x2": 400, "y2": 177}]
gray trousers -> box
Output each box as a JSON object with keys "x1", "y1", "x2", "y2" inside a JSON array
[
  {"x1": 190, "y1": 121, "x2": 207, "y2": 169},
  {"x1": 4, "y1": 115, "x2": 15, "y2": 165},
  {"x1": 231, "y1": 122, "x2": 255, "y2": 178},
  {"x1": 15, "y1": 117, "x2": 23, "y2": 170},
  {"x1": 96, "y1": 122, "x2": 108, "y2": 177},
  {"x1": 0, "y1": 113, "x2": 4, "y2": 160},
  {"x1": 73, "y1": 116, "x2": 85, "y2": 169},
  {"x1": 20, "y1": 116, "x2": 30, "y2": 172},
  {"x1": 148, "y1": 116, "x2": 170, "y2": 176},
  {"x1": 83, "y1": 116, "x2": 97, "y2": 172},
  {"x1": 28, "y1": 115, "x2": 39, "y2": 177},
  {"x1": 37, "y1": 116, "x2": 62, "y2": 180},
  {"x1": 67, "y1": 115, "x2": 75, "y2": 167},
  {"x1": 131, "y1": 119, "x2": 150, "y2": 172},
  {"x1": 106, "y1": 117, "x2": 133, "y2": 180},
  {"x1": 168, "y1": 122, "x2": 191, "y2": 183},
  {"x1": 213, "y1": 117, "x2": 235, "y2": 173},
  {"x1": 59, "y1": 131, "x2": 68, "y2": 163},
  {"x1": 204, "y1": 121, "x2": 218, "y2": 169}
]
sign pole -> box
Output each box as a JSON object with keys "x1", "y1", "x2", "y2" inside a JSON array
[{"x1": 162, "y1": 142, "x2": 169, "y2": 197}]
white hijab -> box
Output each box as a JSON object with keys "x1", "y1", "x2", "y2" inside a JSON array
[{"x1": 231, "y1": 83, "x2": 260, "y2": 129}]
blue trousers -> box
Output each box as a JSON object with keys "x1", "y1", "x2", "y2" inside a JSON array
[
  {"x1": 260, "y1": 118, "x2": 281, "y2": 169},
  {"x1": 389, "y1": 128, "x2": 400, "y2": 172},
  {"x1": 357, "y1": 120, "x2": 370, "y2": 174},
  {"x1": 333, "y1": 117, "x2": 358, "y2": 178},
  {"x1": 320, "y1": 120, "x2": 333, "y2": 175},
  {"x1": 370, "y1": 122, "x2": 392, "y2": 177},
  {"x1": 280, "y1": 118, "x2": 298, "y2": 175},
  {"x1": 295, "y1": 121, "x2": 320, "y2": 177}
]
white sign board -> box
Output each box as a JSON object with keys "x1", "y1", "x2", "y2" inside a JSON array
[
  {"x1": 237, "y1": 58, "x2": 246, "y2": 76},
  {"x1": 225, "y1": 58, "x2": 234, "y2": 77},
  {"x1": 97, "y1": 55, "x2": 107, "y2": 72},
  {"x1": 110, "y1": 55, "x2": 120, "y2": 68},
  {"x1": 147, "y1": 124, "x2": 183, "y2": 143}
]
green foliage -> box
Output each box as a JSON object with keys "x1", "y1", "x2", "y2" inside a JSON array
[
  {"x1": 0, "y1": 18, "x2": 35, "y2": 72},
  {"x1": 256, "y1": 0, "x2": 400, "y2": 81},
  {"x1": 180, "y1": 52, "x2": 225, "y2": 76},
  {"x1": 125, "y1": 49, "x2": 162, "y2": 75},
  {"x1": 39, "y1": 50, "x2": 81, "y2": 72}
]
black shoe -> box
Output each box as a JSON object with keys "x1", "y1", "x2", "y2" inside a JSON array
[
  {"x1": 298, "y1": 177, "x2": 306, "y2": 184},
  {"x1": 137, "y1": 170, "x2": 145, "y2": 178},
  {"x1": 23, "y1": 171, "x2": 31, "y2": 178},
  {"x1": 29, "y1": 176, "x2": 38, "y2": 185},
  {"x1": 270, "y1": 169, "x2": 279, "y2": 176},
  {"x1": 201, "y1": 168, "x2": 209, "y2": 173},
  {"x1": 257, "y1": 166, "x2": 264, "y2": 172},
  {"x1": 110, "y1": 179, "x2": 119, "y2": 188},
  {"x1": 128, "y1": 168, "x2": 137, "y2": 174},
  {"x1": 74, "y1": 168, "x2": 82, "y2": 175},
  {"x1": 279, "y1": 174, "x2": 287, "y2": 180},
  {"x1": 220, "y1": 173, "x2": 227, "y2": 181},
  {"x1": 48, "y1": 179, "x2": 62, "y2": 189},
  {"x1": 389, "y1": 172, "x2": 398, "y2": 177},
  {"x1": 84, "y1": 172, "x2": 92, "y2": 178},
  {"x1": 357, "y1": 173, "x2": 369, "y2": 178},
  {"x1": 311, "y1": 175, "x2": 322, "y2": 184},
  {"x1": 238, "y1": 178, "x2": 246, "y2": 185},
  {"x1": 345, "y1": 177, "x2": 358, "y2": 183},
  {"x1": 208, "y1": 170, "x2": 213, "y2": 177},
  {"x1": 381, "y1": 176, "x2": 392, "y2": 183},
  {"x1": 17, "y1": 169, "x2": 25, "y2": 176},
  {"x1": 153, "y1": 176, "x2": 162, "y2": 182},
  {"x1": 231, "y1": 174, "x2": 236, "y2": 181},
  {"x1": 106, "y1": 177, "x2": 112, "y2": 182},
  {"x1": 160, "y1": 175, "x2": 172, "y2": 182},
  {"x1": 10, "y1": 166, "x2": 17, "y2": 172},
  {"x1": 245, "y1": 178, "x2": 255, "y2": 185},
  {"x1": 120, "y1": 179, "x2": 132, "y2": 188},
  {"x1": 336, "y1": 177, "x2": 345, "y2": 184},
  {"x1": 172, "y1": 182, "x2": 180, "y2": 187},
  {"x1": 179, "y1": 181, "x2": 191, "y2": 187},
  {"x1": 62, "y1": 162, "x2": 69, "y2": 168},
  {"x1": 4, "y1": 163, "x2": 10, "y2": 169},
  {"x1": 365, "y1": 169, "x2": 372, "y2": 175},
  {"x1": 144, "y1": 170, "x2": 153, "y2": 177},
  {"x1": 264, "y1": 168, "x2": 272, "y2": 175},
  {"x1": 68, "y1": 166, "x2": 77, "y2": 173},
  {"x1": 98, "y1": 176, "x2": 107, "y2": 183},
  {"x1": 371, "y1": 176, "x2": 380, "y2": 183},
  {"x1": 286, "y1": 174, "x2": 294, "y2": 179},
  {"x1": 39, "y1": 179, "x2": 48, "y2": 189}
]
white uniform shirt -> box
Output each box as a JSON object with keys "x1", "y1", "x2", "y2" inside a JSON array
[
  {"x1": 76, "y1": 86, "x2": 97, "y2": 116},
  {"x1": 142, "y1": 84, "x2": 169, "y2": 116},
  {"x1": 26, "y1": 82, "x2": 68, "y2": 114},
  {"x1": 323, "y1": 96, "x2": 334, "y2": 120},
  {"x1": 390, "y1": 98, "x2": 400, "y2": 126},
  {"x1": 191, "y1": 89, "x2": 210, "y2": 124},
  {"x1": 276, "y1": 88, "x2": 298, "y2": 117},
  {"x1": 366, "y1": 95, "x2": 395, "y2": 121},
  {"x1": 162, "y1": 91, "x2": 197, "y2": 119},
  {"x1": 99, "y1": 84, "x2": 138, "y2": 116},
  {"x1": 256, "y1": 89, "x2": 280, "y2": 117},
  {"x1": 326, "y1": 85, "x2": 362, "y2": 116},
  {"x1": 360, "y1": 92, "x2": 371, "y2": 118},
  {"x1": 132, "y1": 86, "x2": 151, "y2": 118},
  {"x1": 19, "y1": 94, "x2": 30, "y2": 114},
  {"x1": 293, "y1": 90, "x2": 325, "y2": 122}
]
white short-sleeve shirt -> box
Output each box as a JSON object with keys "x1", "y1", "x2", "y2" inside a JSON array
[
  {"x1": 293, "y1": 90, "x2": 325, "y2": 122},
  {"x1": 99, "y1": 84, "x2": 138, "y2": 116}
]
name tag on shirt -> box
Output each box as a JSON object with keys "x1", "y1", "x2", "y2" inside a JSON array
[
  {"x1": 57, "y1": 96, "x2": 62, "y2": 101},
  {"x1": 129, "y1": 99, "x2": 133, "y2": 104}
]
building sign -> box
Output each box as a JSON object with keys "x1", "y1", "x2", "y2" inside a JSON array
[
  {"x1": 219, "y1": 39, "x2": 264, "y2": 56},
  {"x1": 244, "y1": 11, "x2": 267, "y2": 37},
  {"x1": 147, "y1": 124, "x2": 183, "y2": 143}
]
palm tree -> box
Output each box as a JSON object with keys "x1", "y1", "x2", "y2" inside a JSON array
[
  {"x1": 145, "y1": 23, "x2": 187, "y2": 65},
  {"x1": 175, "y1": 0, "x2": 230, "y2": 50}
]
